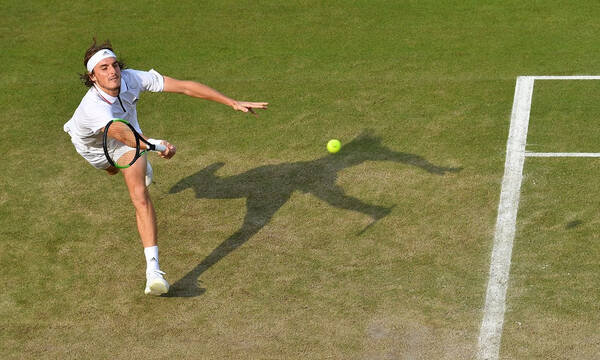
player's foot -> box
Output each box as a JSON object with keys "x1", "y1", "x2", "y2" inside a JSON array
[{"x1": 145, "y1": 269, "x2": 169, "y2": 296}]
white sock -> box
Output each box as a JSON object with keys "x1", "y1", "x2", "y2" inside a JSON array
[
  {"x1": 145, "y1": 160, "x2": 153, "y2": 187},
  {"x1": 144, "y1": 246, "x2": 160, "y2": 272}
]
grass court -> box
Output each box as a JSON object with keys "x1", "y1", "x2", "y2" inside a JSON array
[{"x1": 2, "y1": 1, "x2": 600, "y2": 358}]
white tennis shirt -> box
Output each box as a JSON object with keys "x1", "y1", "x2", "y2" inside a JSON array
[{"x1": 64, "y1": 69, "x2": 164, "y2": 168}]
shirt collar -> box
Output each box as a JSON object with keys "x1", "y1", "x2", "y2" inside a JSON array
[{"x1": 94, "y1": 77, "x2": 127, "y2": 104}]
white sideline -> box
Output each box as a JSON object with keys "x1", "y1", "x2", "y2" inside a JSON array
[
  {"x1": 532, "y1": 75, "x2": 600, "y2": 80},
  {"x1": 477, "y1": 76, "x2": 534, "y2": 360},
  {"x1": 526, "y1": 152, "x2": 600, "y2": 157}
]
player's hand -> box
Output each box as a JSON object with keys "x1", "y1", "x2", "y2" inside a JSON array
[
  {"x1": 159, "y1": 140, "x2": 176, "y2": 159},
  {"x1": 232, "y1": 101, "x2": 268, "y2": 116}
]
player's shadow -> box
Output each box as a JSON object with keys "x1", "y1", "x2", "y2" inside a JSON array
[{"x1": 165, "y1": 131, "x2": 461, "y2": 297}]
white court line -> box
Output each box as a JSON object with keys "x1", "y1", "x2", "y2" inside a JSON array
[
  {"x1": 532, "y1": 75, "x2": 600, "y2": 80},
  {"x1": 526, "y1": 152, "x2": 600, "y2": 157},
  {"x1": 477, "y1": 76, "x2": 534, "y2": 360}
]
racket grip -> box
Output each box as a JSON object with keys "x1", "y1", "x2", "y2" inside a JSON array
[
  {"x1": 148, "y1": 139, "x2": 167, "y2": 152},
  {"x1": 154, "y1": 143, "x2": 167, "y2": 152}
]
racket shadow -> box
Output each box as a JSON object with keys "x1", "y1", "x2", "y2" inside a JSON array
[{"x1": 164, "y1": 130, "x2": 461, "y2": 297}]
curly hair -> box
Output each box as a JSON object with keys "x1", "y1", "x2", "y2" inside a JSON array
[{"x1": 79, "y1": 38, "x2": 126, "y2": 87}]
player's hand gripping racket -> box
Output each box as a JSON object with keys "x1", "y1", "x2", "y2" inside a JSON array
[{"x1": 102, "y1": 118, "x2": 166, "y2": 169}]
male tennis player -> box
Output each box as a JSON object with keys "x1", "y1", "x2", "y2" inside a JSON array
[{"x1": 64, "y1": 39, "x2": 268, "y2": 296}]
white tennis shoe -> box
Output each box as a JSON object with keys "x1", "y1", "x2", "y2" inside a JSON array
[{"x1": 145, "y1": 269, "x2": 169, "y2": 296}]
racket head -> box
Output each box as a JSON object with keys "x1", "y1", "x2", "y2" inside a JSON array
[{"x1": 102, "y1": 119, "x2": 141, "y2": 169}]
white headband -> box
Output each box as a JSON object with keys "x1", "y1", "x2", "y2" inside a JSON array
[{"x1": 86, "y1": 49, "x2": 117, "y2": 73}]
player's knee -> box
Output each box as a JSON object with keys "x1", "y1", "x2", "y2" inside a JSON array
[{"x1": 130, "y1": 186, "x2": 151, "y2": 209}]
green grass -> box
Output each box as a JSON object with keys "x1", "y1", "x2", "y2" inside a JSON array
[
  {"x1": 501, "y1": 81, "x2": 600, "y2": 358},
  {"x1": 504, "y1": 159, "x2": 600, "y2": 358},
  {"x1": 2, "y1": 0, "x2": 600, "y2": 358}
]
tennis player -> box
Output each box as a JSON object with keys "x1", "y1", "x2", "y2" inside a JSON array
[{"x1": 64, "y1": 39, "x2": 268, "y2": 295}]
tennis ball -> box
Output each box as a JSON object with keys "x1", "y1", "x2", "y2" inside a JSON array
[{"x1": 327, "y1": 139, "x2": 341, "y2": 153}]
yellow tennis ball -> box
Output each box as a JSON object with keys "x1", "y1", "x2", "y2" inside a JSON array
[{"x1": 327, "y1": 139, "x2": 341, "y2": 153}]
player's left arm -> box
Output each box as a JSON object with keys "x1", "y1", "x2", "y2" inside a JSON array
[{"x1": 162, "y1": 76, "x2": 268, "y2": 115}]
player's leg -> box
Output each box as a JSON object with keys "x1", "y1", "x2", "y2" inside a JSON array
[
  {"x1": 108, "y1": 160, "x2": 152, "y2": 183},
  {"x1": 120, "y1": 152, "x2": 157, "y2": 247},
  {"x1": 120, "y1": 151, "x2": 169, "y2": 295}
]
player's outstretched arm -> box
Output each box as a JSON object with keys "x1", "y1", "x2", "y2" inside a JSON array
[
  {"x1": 102, "y1": 122, "x2": 176, "y2": 159},
  {"x1": 102, "y1": 121, "x2": 138, "y2": 148},
  {"x1": 162, "y1": 76, "x2": 268, "y2": 115}
]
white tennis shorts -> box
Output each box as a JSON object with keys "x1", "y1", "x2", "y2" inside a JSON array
[{"x1": 72, "y1": 138, "x2": 137, "y2": 170}]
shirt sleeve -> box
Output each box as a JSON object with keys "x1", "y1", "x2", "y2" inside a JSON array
[{"x1": 126, "y1": 69, "x2": 165, "y2": 93}]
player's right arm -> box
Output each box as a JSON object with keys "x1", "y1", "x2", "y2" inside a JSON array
[
  {"x1": 101, "y1": 121, "x2": 176, "y2": 158},
  {"x1": 102, "y1": 121, "x2": 137, "y2": 148}
]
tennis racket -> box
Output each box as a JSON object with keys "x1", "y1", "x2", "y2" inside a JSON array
[{"x1": 102, "y1": 118, "x2": 166, "y2": 169}]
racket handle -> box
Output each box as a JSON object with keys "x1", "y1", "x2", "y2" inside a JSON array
[
  {"x1": 147, "y1": 139, "x2": 167, "y2": 152},
  {"x1": 154, "y1": 143, "x2": 167, "y2": 152}
]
